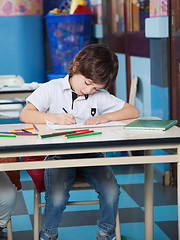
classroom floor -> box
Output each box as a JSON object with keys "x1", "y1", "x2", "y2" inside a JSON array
[{"x1": 1, "y1": 164, "x2": 178, "y2": 240}]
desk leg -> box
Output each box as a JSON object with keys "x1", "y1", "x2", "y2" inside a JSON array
[
  {"x1": 145, "y1": 163, "x2": 154, "y2": 240},
  {"x1": 178, "y1": 146, "x2": 180, "y2": 240}
]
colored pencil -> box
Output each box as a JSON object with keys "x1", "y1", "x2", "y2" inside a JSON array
[
  {"x1": 65, "y1": 130, "x2": 94, "y2": 137},
  {"x1": 22, "y1": 129, "x2": 31, "y2": 133},
  {"x1": 0, "y1": 134, "x2": 16, "y2": 138},
  {"x1": 40, "y1": 129, "x2": 90, "y2": 139},
  {"x1": 0, "y1": 132, "x2": 16, "y2": 135},
  {"x1": 66, "y1": 132, "x2": 102, "y2": 139},
  {"x1": 13, "y1": 127, "x2": 34, "y2": 132},
  {"x1": 10, "y1": 129, "x2": 16, "y2": 132},
  {"x1": 75, "y1": 129, "x2": 90, "y2": 133},
  {"x1": 33, "y1": 124, "x2": 39, "y2": 132},
  {"x1": 15, "y1": 132, "x2": 38, "y2": 136},
  {"x1": 62, "y1": 107, "x2": 68, "y2": 113},
  {"x1": 0, "y1": 131, "x2": 37, "y2": 136},
  {"x1": 41, "y1": 131, "x2": 76, "y2": 139}
]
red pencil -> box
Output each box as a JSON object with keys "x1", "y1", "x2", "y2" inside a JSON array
[
  {"x1": 40, "y1": 129, "x2": 91, "y2": 139},
  {"x1": 75, "y1": 129, "x2": 90, "y2": 133},
  {"x1": 65, "y1": 130, "x2": 94, "y2": 137},
  {"x1": 49, "y1": 129, "x2": 90, "y2": 136}
]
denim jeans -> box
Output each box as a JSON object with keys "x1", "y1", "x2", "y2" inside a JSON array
[{"x1": 42, "y1": 153, "x2": 120, "y2": 237}]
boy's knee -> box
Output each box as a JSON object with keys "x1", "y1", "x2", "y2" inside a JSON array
[{"x1": 52, "y1": 193, "x2": 65, "y2": 207}]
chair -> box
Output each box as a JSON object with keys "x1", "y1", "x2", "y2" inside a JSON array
[
  {"x1": 21, "y1": 157, "x2": 121, "y2": 240},
  {"x1": 7, "y1": 218, "x2": 13, "y2": 240},
  {"x1": 129, "y1": 75, "x2": 138, "y2": 106},
  {"x1": 128, "y1": 75, "x2": 138, "y2": 157},
  {"x1": 34, "y1": 180, "x2": 121, "y2": 240}
]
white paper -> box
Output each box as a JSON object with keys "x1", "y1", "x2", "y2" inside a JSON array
[
  {"x1": 0, "y1": 82, "x2": 41, "y2": 91},
  {"x1": 46, "y1": 120, "x2": 126, "y2": 130}
]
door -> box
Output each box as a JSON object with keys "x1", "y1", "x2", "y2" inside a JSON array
[{"x1": 170, "y1": 0, "x2": 180, "y2": 187}]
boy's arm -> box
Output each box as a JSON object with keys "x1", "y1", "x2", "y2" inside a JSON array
[
  {"x1": 20, "y1": 102, "x2": 76, "y2": 125},
  {"x1": 84, "y1": 103, "x2": 139, "y2": 125}
]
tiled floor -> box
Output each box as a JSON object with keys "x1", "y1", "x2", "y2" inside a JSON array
[{"x1": 1, "y1": 164, "x2": 178, "y2": 240}]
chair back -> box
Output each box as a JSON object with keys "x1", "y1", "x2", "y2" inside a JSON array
[{"x1": 129, "y1": 76, "x2": 138, "y2": 106}]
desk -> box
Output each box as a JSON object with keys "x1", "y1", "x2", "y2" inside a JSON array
[
  {"x1": 0, "y1": 84, "x2": 40, "y2": 100},
  {"x1": 0, "y1": 123, "x2": 180, "y2": 240},
  {"x1": 0, "y1": 84, "x2": 39, "y2": 118}
]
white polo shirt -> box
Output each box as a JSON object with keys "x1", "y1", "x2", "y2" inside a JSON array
[{"x1": 27, "y1": 75, "x2": 125, "y2": 123}]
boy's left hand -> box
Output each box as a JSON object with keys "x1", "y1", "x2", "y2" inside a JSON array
[{"x1": 84, "y1": 115, "x2": 109, "y2": 125}]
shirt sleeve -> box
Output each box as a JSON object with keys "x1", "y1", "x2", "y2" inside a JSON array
[
  {"x1": 26, "y1": 82, "x2": 54, "y2": 112},
  {"x1": 98, "y1": 90, "x2": 125, "y2": 115}
]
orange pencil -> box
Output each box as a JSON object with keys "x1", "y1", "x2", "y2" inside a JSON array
[{"x1": 13, "y1": 127, "x2": 34, "y2": 132}]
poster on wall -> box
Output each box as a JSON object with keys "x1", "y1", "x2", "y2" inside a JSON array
[
  {"x1": 0, "y1": 0, "x2": 43, "y2": 16},
  {"x1": 150, "y1": 0, "x2": 168, "y2": 17}
]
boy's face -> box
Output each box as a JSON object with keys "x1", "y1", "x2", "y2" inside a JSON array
[{"x1": 69, "y1": 74, "x2": 105, "y2": 96}]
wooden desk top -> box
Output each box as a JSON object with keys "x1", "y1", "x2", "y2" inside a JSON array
[{"x1": 0, "y1": 123, "x2": 180, "y2": 154}]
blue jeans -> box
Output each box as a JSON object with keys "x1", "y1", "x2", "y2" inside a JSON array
[{"x1": 42, "y1": 153, "x2": 120, "y2": 237}]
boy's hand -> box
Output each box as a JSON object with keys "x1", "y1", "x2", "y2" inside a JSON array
[
  {"x1": 84, "y1": 115, "x2": 109, "y2": 125},
  {"x1": 55, "y1": 113, "x2": 76, "y2": 125}
]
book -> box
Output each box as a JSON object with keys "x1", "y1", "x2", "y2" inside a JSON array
[{"x1": 124, "y1": 119, "x2": 178, "y2": 131}]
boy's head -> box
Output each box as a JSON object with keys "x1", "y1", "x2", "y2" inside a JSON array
[{"x1": 68, "y1": 44, "x2": 119, "y2": 89}]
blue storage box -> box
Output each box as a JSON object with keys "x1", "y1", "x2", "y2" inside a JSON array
[
  {"x1": 46, "y1": 72, "x2": 66, "y2": 81},
  {"x1": 45, "y1": 14, "x2": 92, "y2": 74}
]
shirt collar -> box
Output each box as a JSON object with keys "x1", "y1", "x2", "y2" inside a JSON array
[
  {"x1": 62, "y1": 74, "x2": 71, "y2": 91},
  {"x1": 62, "y1": 74, "x2": 89, "y2": 99}
]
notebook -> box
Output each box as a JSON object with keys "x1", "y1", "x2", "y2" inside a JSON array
[{"x1": 124, "y1": 119, "x2": 178, "y2": 131}]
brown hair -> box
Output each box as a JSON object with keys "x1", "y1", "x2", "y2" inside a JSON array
[{"x1": 68, "y1": 44, "x2": 119, "y2": 89}]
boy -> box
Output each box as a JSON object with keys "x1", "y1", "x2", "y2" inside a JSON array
[{"x1": 20, "y1": 44, "x2": 139, "y2": 240}]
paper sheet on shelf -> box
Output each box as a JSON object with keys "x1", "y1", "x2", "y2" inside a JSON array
[
  {"x1": 0, "y1": 82, "x2": 41, "y2": 91},
  {"x1": 46, "y1": 120, "x2": 129, "y2": 130}
]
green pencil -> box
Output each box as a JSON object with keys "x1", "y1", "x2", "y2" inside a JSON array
[
  {"x1": 66, "y1": 132, "x2": 102, "y2": 139},
  {"x1": 0, "y1": 134, "x2": 16, "y2": 138},
  {"x1": 41, "y1": 131, "x2": 76, "y2": 139}
]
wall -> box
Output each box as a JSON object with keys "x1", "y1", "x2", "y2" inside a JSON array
[
  {"x1": 116, "y1": 53, "x2": 151, "y2": 117},
  {"x1": 0, "y1": 16, "x2": 45, "y2": 83}
]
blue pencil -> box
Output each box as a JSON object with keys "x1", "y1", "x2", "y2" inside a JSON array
[
  {"x1": 62, "y1": 108, "x2": 68, "y2": 113},
  {"x1": 0, "y1": 132, "x2": 16, "y2": 135}
]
